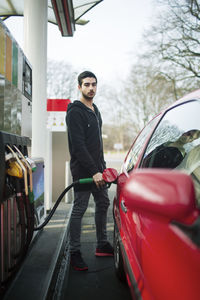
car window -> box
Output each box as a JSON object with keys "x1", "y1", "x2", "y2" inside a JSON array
[
  {"x1": 125, "y1": 116, "x2": 159, "y2": 173},
  {"x1": 140, "y1": 100, "x2": 200, "y2": 206}
]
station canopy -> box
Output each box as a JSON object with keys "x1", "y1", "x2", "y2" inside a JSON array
[{"x1": 0, "y1": 0, "x2": 103, "y2": 36}]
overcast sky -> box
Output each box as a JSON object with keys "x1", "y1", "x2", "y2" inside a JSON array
[{"x1": 5, "y1": 0, "x2": 155, "y2": 85}]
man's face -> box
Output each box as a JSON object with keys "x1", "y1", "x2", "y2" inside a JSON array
[
  {"x1": 79, "y1": 77, "x2": 97, "y2": 100},
  {"x1": 179, "y1": 130, "x2": 200, "y2": 144}
]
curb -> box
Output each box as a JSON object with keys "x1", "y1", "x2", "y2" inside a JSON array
[
  {"x1": 3, "y1": 203, "x2": 72, "y2": 300},
  {"x1": 46, "y1": 207, "x2": 72, "y2": 300}
]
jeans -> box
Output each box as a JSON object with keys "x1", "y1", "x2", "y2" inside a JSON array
[{"x1": 69, "y1": 188, "x2": 110, "y2": 253}]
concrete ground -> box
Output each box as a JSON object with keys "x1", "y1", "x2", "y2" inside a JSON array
[{"x1": 60, "y1": 185, "x2": 132, "y2": 300}]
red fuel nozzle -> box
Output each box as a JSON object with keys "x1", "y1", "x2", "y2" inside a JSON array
[{"x1": 102, "y1": 168, "x2": 118, "y2": 184}]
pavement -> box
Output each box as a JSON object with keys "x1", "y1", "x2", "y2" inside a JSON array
[{"x1": 60, "y1": 188, "x2": 132, "y2": 300}]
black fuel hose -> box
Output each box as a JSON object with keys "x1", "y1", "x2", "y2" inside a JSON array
[{"x1": 34, "y1": 178, "x2": 95, "y2": 231}]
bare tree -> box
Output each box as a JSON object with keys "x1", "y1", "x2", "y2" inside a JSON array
[
  {"x1": 94, "y1": 62, "x2": 177, "y2": 149},
  {"x1": 143, "y1": 0, "x2": 200, "y2": 89},
  {"x1": 47, "y1": 60, "x2": 78, "y2": 99},
  {"x1": 115, "y1": 63, "x2": 176, "y2": 132}
]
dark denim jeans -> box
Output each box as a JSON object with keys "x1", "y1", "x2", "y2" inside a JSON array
[{"x1": 69, "y1": 188, "x2": 110, "y2": 253}]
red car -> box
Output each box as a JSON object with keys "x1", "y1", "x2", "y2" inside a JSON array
[{"x1": 113, "y1": 90, "x2": 200, "y2": 299}]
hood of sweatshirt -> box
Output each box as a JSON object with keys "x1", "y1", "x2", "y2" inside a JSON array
[{"x1": 67, "y1": 100, "x2": 98, "y2": 114}]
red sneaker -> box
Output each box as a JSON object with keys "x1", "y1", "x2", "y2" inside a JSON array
[
  {"x1": 71, "y1": 251, "x2": 88, "y2": 271},
  {"x1": 95, "y1": 242, "x2": 114, "y2": 257}
]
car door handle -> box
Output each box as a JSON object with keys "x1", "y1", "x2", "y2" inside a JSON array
[{"x1": 121, "y1": 200, "x2": 127, "y2": 213}]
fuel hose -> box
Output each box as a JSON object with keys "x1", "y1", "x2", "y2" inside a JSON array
[{"x1": 34, "y1": 177, "x2": 94, "y2": 231}]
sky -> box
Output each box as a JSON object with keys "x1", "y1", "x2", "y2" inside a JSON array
[{"x1": 5, "y1": 0, "x2": 155, "y2": 86}]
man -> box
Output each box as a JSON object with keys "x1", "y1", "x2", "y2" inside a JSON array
[{"x1": 66, "y1": 71, "x2": 113, "y2": 271}]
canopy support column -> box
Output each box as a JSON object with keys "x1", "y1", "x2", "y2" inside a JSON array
[{"x1": 24, "y1": 0, "x2": 52, "y2": 209}]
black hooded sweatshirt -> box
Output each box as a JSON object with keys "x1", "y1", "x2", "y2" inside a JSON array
[{"x1": 66, "y1": 100, "x2": 106, "y2": 189}]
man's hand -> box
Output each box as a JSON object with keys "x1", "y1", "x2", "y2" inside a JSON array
[{"x1": 93, "y1": 172, "x2": 105, "y2": 188}]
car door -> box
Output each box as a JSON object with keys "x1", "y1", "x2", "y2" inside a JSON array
[
  {"x1": 117, "y1": 116, "x2": 160, "y2": 295},
  {"x1": 135, "y1": 99, "x2": 200, "y2": 299}
]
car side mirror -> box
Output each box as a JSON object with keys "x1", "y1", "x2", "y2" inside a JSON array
[{"x1": 122, "y1": 169, "x2": 197, "y2": 221}]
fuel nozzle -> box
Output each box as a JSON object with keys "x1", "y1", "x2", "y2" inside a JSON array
[
  {"x1": 78, "y1": 168, "x2": 118, "y2": 187},
  {"x1": 102, "y1": 168, "x2": 118, "y2": 184}
]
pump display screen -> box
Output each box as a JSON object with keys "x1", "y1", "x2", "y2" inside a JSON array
[
  {"x1": 23, "y1": 59, "x2": 32, "y2": 101},
  {"x1": 32, "y1": 159, "x2": 45, "y2": 225}
]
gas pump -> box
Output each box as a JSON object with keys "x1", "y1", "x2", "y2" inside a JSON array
[
  {"x1": 0, "y1": 20, "x2": 34, "y2": 293},
  {"x1": 0, "y1": 131, "x2": 31, "y2": 290}
]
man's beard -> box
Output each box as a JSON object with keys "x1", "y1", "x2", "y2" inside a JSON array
[{"x1": 82, "y1": 91, "x2": 95, "y2": 101}]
